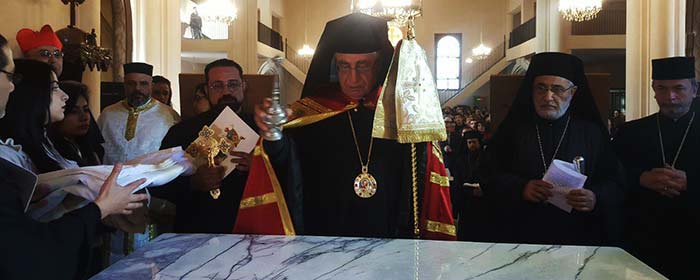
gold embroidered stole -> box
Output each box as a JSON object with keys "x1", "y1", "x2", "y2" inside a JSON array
[
  {"x1": 373, "y1": 39, "x2": 446, "y2": 143},
  {"x1": 123, "y1": 99, "x2": 157, "y2": 141},
  {"x1": 284, "y1": 98, "x2": 357, "y2": 129}
]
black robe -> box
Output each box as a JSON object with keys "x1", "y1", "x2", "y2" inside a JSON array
[
  {"x1": 441, "y1": 131, "x2": 467, "y2": 216},
  {"x1": 264, "y1": 104, "x2": 421, "y2": 238},
  {"x1": 0, "y1": 158, "x2": 101, "y2": 280},
  {"x1": 481, "y1": 114, "x2": 624, "y2": 245},
  {"x1": 613, "y1": 108, "x2": 700, "y2": 280},
  {"x1": 457, "y1": 149, "x2": 495, "y2": 242},
  {"x1": 152, "y1": 107, "x2": 254, "y2": 233}
]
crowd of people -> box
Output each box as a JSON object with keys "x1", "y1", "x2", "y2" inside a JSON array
[{"x1": 0, "y1": 13, "x2": 698, "y2": 280}]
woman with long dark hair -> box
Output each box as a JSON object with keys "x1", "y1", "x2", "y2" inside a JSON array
[
  {"x1": 0, "y1": 33, "x2": 148, "y2": 280},
  {"x1": 49, "y1": 81, "x2": 105, "y2": 167},
  {"x1": 0, "y1": 59, "x2": 74, "y2": 173}
]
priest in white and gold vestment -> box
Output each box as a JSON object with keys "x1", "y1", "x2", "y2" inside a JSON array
[{"x1": 98, "y1": 63, "x2": 180, "y2": 164}]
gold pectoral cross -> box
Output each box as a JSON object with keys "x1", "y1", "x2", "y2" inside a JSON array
[{"x1": 185, "y1": 126, "x2": 235, "y2": 200}]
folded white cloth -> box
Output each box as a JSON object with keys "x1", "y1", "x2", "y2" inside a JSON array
[{"x1": 30, "y1": 147, "x2": 194, "y2": 222}]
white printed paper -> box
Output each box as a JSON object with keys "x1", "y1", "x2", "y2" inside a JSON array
[
  {"x1": 209, "y1": 107, "x2": 260, "y2": 177},
  {"x1": 543, "y1": 159, "x2": 588, "y2": 213}
]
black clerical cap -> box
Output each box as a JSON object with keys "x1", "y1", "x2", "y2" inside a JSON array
[
  {"x1": 301, "y1": 13, "x2": 393, "y2": 98},
  {"x1": 494, "y1": 51, "x2": 607, "y2": 142},
  {"x1": 463, "y1": 131, "x2": 483, "y2": 140},
  {"x1": 652, "y1": 56, "x2": 696, "y2": 80},
  {"x1": 332, "y1": 14, "x2": 388, "y2": 54},
  {"x1": 123, "y1": 62, "x2": 153, "y2": 76},
  {"x1": 528, "y1": 52, "x2": 583, "y2": 84}
]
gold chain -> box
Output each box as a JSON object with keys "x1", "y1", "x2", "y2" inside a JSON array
[
  {"x1": 347, "y1": 112, "x2": 374, "y2": 170},
  {"x1": 411, "y1": 143, "x2": 420, "y2": 238}
]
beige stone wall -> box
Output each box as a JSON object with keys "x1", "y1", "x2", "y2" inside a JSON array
[
  {"x1": 0, "y1": 0, "x2": 106, "y2": 115},
  {"x1": 270, "y1": 0, "x2": 284, "y2": 17},
  {"x1": 416, "y1": 0, "x2": 507, "y2": 84},
  {"x1": 522, "y1": 0, "x2": 536, "y2": 21},
  {"x1": 0, "y1": 0, "x2": 70, "y2": 56},
  {"x1": 258, "y1": 0, "x2": 272, "y2": 26}
]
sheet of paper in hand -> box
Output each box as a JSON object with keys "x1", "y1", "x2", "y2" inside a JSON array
[
  {"x1": 186, "y1": 107, "x2": 259, "y2": 177},
  {"x1": 31, "y1": 147, "x2": 193, "y2": 222},
  {"x1": 543, "y1": 159, "x2": 588, "y2": 213}
]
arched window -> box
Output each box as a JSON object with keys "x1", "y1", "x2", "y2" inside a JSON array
[{"x1": 435, "y1": 34, "x2": 462, "y2": 90}]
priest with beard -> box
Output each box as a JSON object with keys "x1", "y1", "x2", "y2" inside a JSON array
[
  {"x1": 613, "y1": 57, "x2": 699, "y2": 280},
  {"x1": 152, "y1": 59, "x2": 255, "y2": 233},
  {"x1": 98, "y1": 63, "x2": 180, "y2": 164},
  {"x1": 480, "y1": 52, "x2": 624, "y2": 245}
]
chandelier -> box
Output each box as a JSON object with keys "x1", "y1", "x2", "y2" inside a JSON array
[
  {"x1": 199, "y1": 0, "x2": 238, "y2": 25},
  {"x1": 559, "y1": 0, "x2": 603, "y2": 22},
  {"x1": 472, "y1": 33, "x2": 492, "y2": 61},
  {"x1": 298, "y1": 0, "x2": 314, "y2": 58},
  {"x1": 298, "y1": 44, "x2": 315, "y2": 58},
  {"x1": 352, "y1": 0, "x2": 422, "y2": 27}
]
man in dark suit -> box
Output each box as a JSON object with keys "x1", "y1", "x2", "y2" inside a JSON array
[{"x1": 152, "y1": 59, "x2": 256, "y2": 233}]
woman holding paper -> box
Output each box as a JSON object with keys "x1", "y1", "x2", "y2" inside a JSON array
[{"x1": 0, "y1": 33, "x2": 149, "y2": 280}]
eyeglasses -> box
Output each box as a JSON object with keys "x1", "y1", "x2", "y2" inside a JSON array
[
  {"x1": 652, "y1": 85, "x2": 692, "y2": 94},
  {"x1": 209, "y1": 80, "x2": 242, "y2": 92},
  {"x1": 336, "y1": 62, "x2": 374, "y2": 74},
  {"x1": 0, "y1": 70, "x2": 22, "y2": 84},
  {"x1": 38, "y1": 49, "x2": 64, "y2": 59},
  {"x1": 533, "y1": 84, "x2": 575, "y2": 96}
]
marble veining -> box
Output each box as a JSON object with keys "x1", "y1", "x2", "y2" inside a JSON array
[{"x1": 91, "y1": 234, "x2": 667, "y2": 280}]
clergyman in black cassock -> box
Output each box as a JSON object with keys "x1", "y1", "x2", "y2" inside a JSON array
[
  {"x1": 480, "y1": 52, "x2": 624, "y2": 246},
  {"x1": 613, "y1": 56, "x2": 700, "y2": 280},
  {"x1": 154, "y1": 105, "x2": 255, "y2": 233},
  {"x1": 457, "y1": 131, "x2": 489, "y2": 242},
  {"x1": 152, "y1": 59, "x2": 256, "y2": 234},
  {"x1": 256, "y1": 13, "x2": 459, "y2": 239},
  {"x1": 261, "y1": 13, "x2": 417, "y2": 238}
]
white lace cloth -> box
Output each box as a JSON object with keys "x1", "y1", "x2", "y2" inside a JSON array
[
  {"x1": 0, "y1": 138, "x2": 34, "y2": 171},
  {"x1": 30, "y1": 147, "x2": 194, "y2": 222}
]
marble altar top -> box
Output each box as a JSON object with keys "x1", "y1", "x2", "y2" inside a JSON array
[{"x1": 91, "y1": 234, "x2": 666, "y2": 280}]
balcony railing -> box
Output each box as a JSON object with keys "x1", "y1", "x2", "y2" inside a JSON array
[
  {"x1": 258, "y1": 22, "x2": 284, "y2": 51},
  {"x1": 284, "y1": 39, "x2": 311, "y2": 74},
  {"x1": 509, "y1": 17, "x2": 536, "y2": 48},
  {"x1": 571, "y1": 9, "x2": 626, "y2": 35},
  {"x1": 439, "y1": 38, "x2": 507, "y2": 104}
]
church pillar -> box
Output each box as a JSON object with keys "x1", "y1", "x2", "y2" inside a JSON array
[
  {"x1": 112, "y1": 0, "x2": 127, "y2": 82},
  {"x1": 626, "y1": 0, "x2": 686, "y2": 120},
  {"x1": 536, "y1": 0, "x2": 567, "y2": 52},
  {"x1": 230, "y1": 0, "x2": 259, "y2": 74},
  {"x1": 131, "y1": 0, "x2": 182, "y2": 112},
  {"x1": 76, "y1": 0, "x2": 102, "y2": 116}
]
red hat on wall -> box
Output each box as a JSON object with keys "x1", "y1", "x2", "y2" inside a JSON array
[{"x1": 16, "y1": 24, "x2": 63, "y2": 53}]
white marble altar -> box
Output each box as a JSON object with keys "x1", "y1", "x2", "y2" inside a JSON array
[{"x1": 91, "y1": 234, "x2": 666, "y2": 280}]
